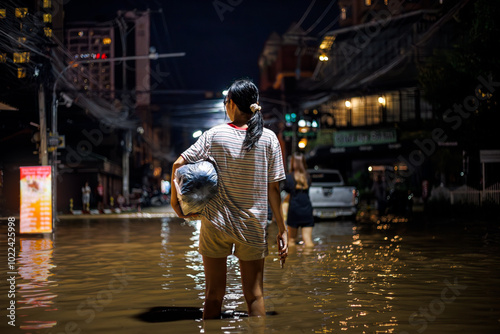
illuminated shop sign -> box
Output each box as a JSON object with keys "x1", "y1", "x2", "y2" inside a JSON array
[
  {"x1": 20, "y1": 166, "x2": 52, "y2": 234},
  {"x1": 334, "y1": 129, "x2": 397, "y2": 148},
  {"x1": 74, "y1": 53, "x2": 108, "y2": 60}
]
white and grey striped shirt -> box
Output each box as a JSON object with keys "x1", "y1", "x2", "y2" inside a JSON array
[{"x1": 181, "y1": 123, "x2": 285, "y2": 247}]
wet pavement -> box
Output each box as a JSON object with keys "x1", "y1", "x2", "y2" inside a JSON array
[{"x1": 1, "y1": 205, "x2": 500, "y2": 333}]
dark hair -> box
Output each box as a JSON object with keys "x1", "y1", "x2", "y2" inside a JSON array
[{"x1": 227, "y1": 79, "x2": 263, "y2": 151}]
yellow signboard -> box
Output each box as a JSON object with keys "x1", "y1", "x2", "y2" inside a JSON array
[{"x1": 20, "y1": 166, "x2": 52, "y2": 234}]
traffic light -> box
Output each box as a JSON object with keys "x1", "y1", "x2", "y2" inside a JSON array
[{"x1": 297, "y1": 109, "x2": 320, "y2": 139}]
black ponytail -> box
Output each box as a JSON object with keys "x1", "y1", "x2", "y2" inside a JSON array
[{"x1": 227, "y1": 79, "x2": 263, "y2": 151}]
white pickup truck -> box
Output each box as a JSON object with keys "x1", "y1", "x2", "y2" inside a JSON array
[{"x1": 307, "y1": 169, "x2": 358, "y2": 220}]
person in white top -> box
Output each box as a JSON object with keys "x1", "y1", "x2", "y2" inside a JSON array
[
  {"x1": 81, "y1": 181, "x2": 91, "y2": 211},
  {"x1": 171, "y1": 79, "x2": 288, "y2": 319}
]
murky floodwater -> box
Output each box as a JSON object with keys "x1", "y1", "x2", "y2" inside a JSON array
[{"x1": 1, "y1": 216, "x2": 500, "y2": 334}]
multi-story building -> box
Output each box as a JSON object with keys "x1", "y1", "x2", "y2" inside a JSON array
[
  {"x1": 260, "y1": 0, "x2": 471, "y2": 194},
  {"x1": 0, "y1": 0, "x2": 64, "y2": 214},
  {"x1": 0, "y1": 0, "x2": 63, "y2": 80},
  {"x1": 60, "y1": 11, "x2": 166, "y2": 210},
  {"x1": 65, "y1": 24, "x2": 115, "y2": 100}
]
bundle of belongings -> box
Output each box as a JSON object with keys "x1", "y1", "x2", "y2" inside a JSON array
[{"x1": 174, "y1": 161, "x2": 218, "y2": 215}]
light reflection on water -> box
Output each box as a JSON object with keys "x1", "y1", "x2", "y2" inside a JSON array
[{"x1": 0, "y1": 217, "x2": 499, "y2": 333}]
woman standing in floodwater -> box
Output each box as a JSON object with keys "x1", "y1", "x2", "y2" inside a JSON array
[
  {"x1": 171, "y1": 79, "x2": 288, "y2": 319},
  {"x1": 284, "y1": 153, "x2": 314, "y2": 247}
]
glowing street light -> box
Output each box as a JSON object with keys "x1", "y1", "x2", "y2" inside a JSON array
[{"x1": 298, "y1": 138, "x2": 308, "y2": 149}]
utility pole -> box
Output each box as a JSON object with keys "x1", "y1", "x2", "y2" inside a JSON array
[
  {"x1": 38, "y1": 84, "x2": 48, "y2": 165},
  {"x1": 117, "y1": 13, "x2": 131, "y2": 206},
  {"x1": 50, "y1": 52, "x2": 185, "y2": 225}
]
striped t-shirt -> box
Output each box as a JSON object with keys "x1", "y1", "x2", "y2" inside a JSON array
[{"x1": 181, "y1": 123, "x2": 285, "y2": 247}]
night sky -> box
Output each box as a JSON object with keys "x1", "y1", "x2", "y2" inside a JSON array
[{"x1": 64, "y1": 0, "x2": 338, "y2": 93}]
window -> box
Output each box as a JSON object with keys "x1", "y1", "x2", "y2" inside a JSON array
[
  {"x1": 0, "y1": 9, "x2": 6, "y2": 19},
  {"x1": 43, "y1": 13, "x2": 52, "y2": 23},
  {"x1": 15, "y1": 8, "x2": 28, "y2": 18},
  {"x1": 13, "y1": 52, "x2": 30, "y2": 63},
  {"x1": 18, "y1": 67, "x2": 26, "y2": 78},
  {"x1": 18, "y1": 37, "x2": 26, "y2": 45},
  {"x1": 0, "y1": 53, "x2": 6, "y2": 62},
  {"x1": 365, "y1": 0, "x2": 372, "y2": 5},
  {"x1": 44, "y1": 27, "x2": 52, "y2": 37},
  {"x1": 43, "y1": 0, "x2": 52, "y2": 8}
]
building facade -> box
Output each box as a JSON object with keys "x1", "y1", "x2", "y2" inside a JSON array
[{"x1": 260, "y1": 0, "x2": 471, "y2": 196}]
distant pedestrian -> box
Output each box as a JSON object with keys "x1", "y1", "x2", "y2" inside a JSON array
[
  {"x1": 171, "y1": 79, "x2": 287, "y2": 319},
  {"x1": 284, "y1": 153, "x2": 314, "y2": 247},
  {"x1": 82, "y1": 181, "x2": 91, "y2": 212},
  {"x1": 117, "y1": 193, "x2": 125, "y2": 209},
  {"x1": 371, "y1": 175, "x2": 387, "y2": 214},
  {"x1": 96, "y1": 181, "x2": 104, "y2": 212}
]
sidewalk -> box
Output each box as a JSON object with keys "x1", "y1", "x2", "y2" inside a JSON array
[
  {"x1": 58, "y1": 204, "x2": 178, "y2": 220},
  {"x1": 0, "y1": 205, "x2": 178, "y2": 222}
]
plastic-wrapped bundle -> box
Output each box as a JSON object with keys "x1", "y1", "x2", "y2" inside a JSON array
[{"x1": 174, "y1": 161, "x2": 218, "y2": 215}]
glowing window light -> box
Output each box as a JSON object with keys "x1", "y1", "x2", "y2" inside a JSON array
[
  {"x1": 18, "y1": 67, "x2": 26, "y2": 78},
  {"x1": 13, "y1": 52, "x2": 30, "y2": 63},
  {"x1": 43, "y1": 13, "x2": 52, "y2": 23},
  {"x1": 15, "y1": 8, "x2": 28, "y2": 18}
]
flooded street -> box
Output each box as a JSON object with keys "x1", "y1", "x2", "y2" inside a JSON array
[{"x1": 1, "y1": 216, "x2": 500, "y2": 333}]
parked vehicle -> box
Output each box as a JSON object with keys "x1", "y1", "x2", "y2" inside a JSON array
[{"x1": 307, "y1": 169, "x2": 358, "y2": 220}]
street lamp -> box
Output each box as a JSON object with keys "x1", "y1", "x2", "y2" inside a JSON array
[
  {"x1": 49, "y1": 51, "x2": 186, "y2": 227},
  {"x1": 378, "y1": 95, "x2": 387, "y2": 124},
  {"x1": 345, "y1": 100, "x2": 352, "y2": 127}
]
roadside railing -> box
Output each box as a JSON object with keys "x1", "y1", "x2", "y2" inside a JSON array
[{"x1": 449, "y1": 183, "x2": 500, "y2": 206}]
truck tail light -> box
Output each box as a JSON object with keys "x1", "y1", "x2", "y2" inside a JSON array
[{"x1": 352, "y1": 189, "x2": 359, "y2": 205}]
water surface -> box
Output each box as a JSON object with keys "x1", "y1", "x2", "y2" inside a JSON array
[{"x1": 1, "y1": 217, "x2": 499, "y2": 333}]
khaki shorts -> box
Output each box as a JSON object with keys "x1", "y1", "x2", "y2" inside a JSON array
[{"x1": 199, "y1": 217, "x2": 268, "y2": 261}]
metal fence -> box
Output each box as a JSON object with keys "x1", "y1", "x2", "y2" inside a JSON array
[{"x1": 450, "y1": 183, "x2": 500, "y2": 206}]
